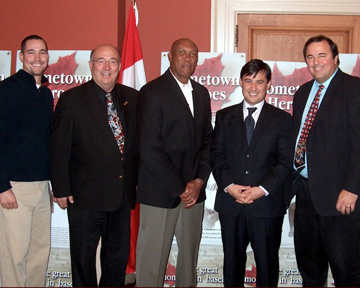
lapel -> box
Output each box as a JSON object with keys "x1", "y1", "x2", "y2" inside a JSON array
[
  {"x1": 229, "y1": 102, "x2": 276, "y2": 147},
  {"x1": 165, "y1": 69, "x2": 194, "y2": 120},
  {"x1": 311, "y1": 69, "x2": 342, "y2": 129},
  {"x1": 229, "y1": 102, "x2": 247, "y2": 145},
  {"x1": 250, "y1": 102, "x2": 273, "y2": 145},
  {"x1": 83, "y1": 81, "x2": 123, "y2": 150},
  {"x1": 294, "y1": 81, "x2": 313, "y2": 135},
  {"x1": 114, "y1": 84, "x2": 127, "y2": 135},
  {"x1": 83, "y1": 81, "x2": 110, "y2": 131}
]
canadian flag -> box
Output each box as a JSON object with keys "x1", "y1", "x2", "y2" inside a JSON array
[
  {"x1": 119, "y1": 2, "x2": 146, "y2": 90},
  {"x1": 119, "y1": 2, "x2": 146, "y2": 274}
]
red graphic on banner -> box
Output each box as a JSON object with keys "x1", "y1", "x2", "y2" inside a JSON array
[
  {"x1": 351, "y1": 56, "x2": 360, "y2": 77},
  {"x1": 45, "y1": 52, "x2": 79, "y2": 107},
  {"x1": 193, "y1": 54, "x2": 237, "y2": 113},
  {"x1": 267, "y1": 63, "x2": 312, "y2": 115},
  {"x1": 245, "y1": 264, "x2": 257, "y2": 286},
  {"x1": 164, "y1": 262, "x2": 176, "y2": 287}
]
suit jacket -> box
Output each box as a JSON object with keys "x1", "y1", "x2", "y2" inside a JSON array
[
  {"x1": 293, "y1": 69, "x2": 360, "y2": 216},
  {"x1": 211, "y1": 101, "x2": 293, "y2": 218},
  {"x1": 50, "y1": 80, "x2": 138, "y2": 211},
  {"x1": 136, "y1": 69, "x2": 213, "y2": 209}
]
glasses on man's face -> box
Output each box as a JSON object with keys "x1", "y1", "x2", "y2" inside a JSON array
[{"x1": 91, "y1": 58, "x2": 120, "y2": 67}]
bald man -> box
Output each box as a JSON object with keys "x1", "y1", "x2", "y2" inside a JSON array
[
  {"x1": 50, "y1": 44, "x2": 138, "y2": 287},
  {"x1": 136, "y1": 38, "x2": 213, "y2": 287}
]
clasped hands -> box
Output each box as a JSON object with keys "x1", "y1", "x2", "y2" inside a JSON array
[
  {"x1": 226, "y1": 184, "x2": 265, "y2": 204},
  {"x1": 180, "y1": 178, "x2": 203, "y2": 209}
]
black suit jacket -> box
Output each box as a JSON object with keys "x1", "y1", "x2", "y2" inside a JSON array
[
  {"x1": 293, "y1": 69, "x2": 360, "y2": 216},
  {"x1": 211, "y1": 101, "x2": 293, "y2": 218},
  {"x1": 136, "y1": 69, "x2": 213, "y2": 208},
  {"x1": 50, "y1": 80, "x2": 138, "y2": 211}
]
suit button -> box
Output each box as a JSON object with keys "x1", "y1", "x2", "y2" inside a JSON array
[
  {"x1": 245, "y1": 171, "x2": 249, "y2": 174},
  {"x1": 119, "y1": 175, "x2": 123, "y2": 179},
  {"x1": 246, "y1": 153, "x2": 250, "y2": 158},
  {"x1": 121, "y1": 157, "x2": 124, "y2": 161}
]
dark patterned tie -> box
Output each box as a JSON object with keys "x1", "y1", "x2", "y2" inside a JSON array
[
  {"x1": 245, "y1": 107, "x2": 257, "y2": 145},
  {"x1": 106, "y1": 93, "x2": 125, "y2": 153},
  {"x1": 295, "y1": 85, "x2": 324, "y2": 168}
]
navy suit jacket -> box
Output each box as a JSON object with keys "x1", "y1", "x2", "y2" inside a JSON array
[
  {"x1": 211, "y1": 101, "x2": 293, "y2": 218},
  {"x1": 136, "y1": 69, "x2": 213, "y2": 208},
  {"x1": 50, "y1": 80, "x2": 138, "y2": 211},
  {"x1": 292, "y1": 69, "x2": 360, "y2": 216}
]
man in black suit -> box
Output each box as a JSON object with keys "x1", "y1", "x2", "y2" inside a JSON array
[
  {"x1": 211, "y1": 59, "x2": 293, "y2": 287},
  {"x1": 292, "y1": 35, "x2": 360, "y2": 287},
  {"x1": 50, "y1": 44, "x2": 138, "y2": 287},
  {"x1": 135, "y1": 38, "x2": 212, "y2": 287}
]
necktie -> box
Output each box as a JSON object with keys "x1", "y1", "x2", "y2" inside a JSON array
[
  {"x1": 245, "y1": 107, "x2": 257, "y2": 145},
  {"x1": 106, "y1": 93, "x2": 125, "y2": 153},
  {"x1": 295, "y1": 85, "x2": 324, "y2": 168}
]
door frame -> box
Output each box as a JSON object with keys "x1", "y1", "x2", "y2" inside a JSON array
[{"x1": 211, "y1": 0, "x2": 360, "y2": 52}]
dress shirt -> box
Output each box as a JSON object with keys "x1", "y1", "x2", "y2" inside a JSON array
[
  {"x1": 170, "y1": 69, "x2": 194, "y2": 116},
  {"x1": 294, "y1": 68, "x2": 338, "y2": 178}
]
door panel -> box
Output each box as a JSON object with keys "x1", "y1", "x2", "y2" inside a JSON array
[{"x1": 237, "y1": 14, "x2": 360, "y2": 61}]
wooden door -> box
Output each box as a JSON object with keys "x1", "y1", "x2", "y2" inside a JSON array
[{"x1": 237, "y1": 14, "x2": 360, "y2": 62}]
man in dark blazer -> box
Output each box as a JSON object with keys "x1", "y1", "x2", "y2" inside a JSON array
[
  {"x1": 135, "y1": 38, "x2": 212, "y2": 287},
  {"x1": 211, "y1": 59, "x2": 293, "y2": 287},
  {"x1": 292, "y1": 35, "x2": 360, "y2": 287},
  {"x1": 50, "y1": 44, "x2": 138, "y2": 287}
]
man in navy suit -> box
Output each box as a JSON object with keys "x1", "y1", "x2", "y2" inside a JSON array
[
  {"x1": 293, "y1": 35, "x2": 360, "y2": 287},
  {"x1": 50, "y1": 44, "x2": 138, "y2": 287},
  {"x1": 211, "y1": 59, "x2": 293, "y2": 287}
]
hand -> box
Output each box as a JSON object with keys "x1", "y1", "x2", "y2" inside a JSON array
[
  {"x1": 236, "y1": 186, "x2": 265, "y2": 204},
  {"x1": 53, "y1": 195, "x2": 74, "y2": 210},
  {"x1": 0, "y1": 189, "x2": 18, "y2": 209},
  {"x1": 336, "y1": 189, "x2": 358, "y2": 215},
  {"x1": 226, "y1": 184, "x2": 252, "y2": 204},
  {"x1": 180, "y1": 179, "x2": 203, "y2": 209}
]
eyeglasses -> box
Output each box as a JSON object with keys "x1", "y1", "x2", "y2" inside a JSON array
[{"x1": 91, "y1": 58, "x2": 120, "y2": 67}]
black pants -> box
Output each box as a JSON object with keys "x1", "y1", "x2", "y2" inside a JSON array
[
  {"x1": 294, "y1": 176, "x2": 360, "y2": 287},
  {"x1": 219, "y1": 212, "x2": 283, "y2": 287},
  {"x1": 67, "y1": 196, "x2": 130, "y2": 287}
]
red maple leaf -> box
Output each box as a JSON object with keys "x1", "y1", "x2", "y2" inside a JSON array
[
  {"x1": 192, "y1": 54, "x2": 237, "y2": 113},
  {"x1": 245, "y1": 264, "x2": 257, "y2": 287},
  {"x1": 45, "y1": 52, "x2": 80, "y2": 107},
  {"x1": 351, "y1": 56, "x2": 360, "y2": 78},
  {"x1": 268, "y1": 62, "x2": 312, "y2": 115},
  {"x1": 164, "y1": 262, "x2": 176, "y2": 287}
]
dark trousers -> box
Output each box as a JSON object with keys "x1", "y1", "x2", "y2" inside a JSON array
[
  {"x1": 294, "y1": 176, "x2": 360, "y2": 287},
  {"x1": 67, "y1": 196, "x2": 130, "y2": 287},
  {"x1": 219, "y1": 212, "x2": 284, "y2": 287}
]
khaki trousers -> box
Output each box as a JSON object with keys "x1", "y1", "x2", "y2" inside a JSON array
[
  {"x1": 0, "y1": 181, "x2": 51, "y2": 287},
  {"x1": 136, "y1": 202, "x2": 204, "y2": 287}
]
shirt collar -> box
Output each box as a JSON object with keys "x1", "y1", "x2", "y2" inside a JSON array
[{"x1": 169, "y1": 68, "x2": 193, "y2": 92}]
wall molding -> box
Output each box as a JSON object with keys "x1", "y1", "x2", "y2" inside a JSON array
[{"x1": 211, "y1": 0, "x2": 360, "y2": 52}]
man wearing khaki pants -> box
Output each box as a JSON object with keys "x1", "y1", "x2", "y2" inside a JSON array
[{"x1": 0, "y1": 35, "x2": 53, "y2": 287}]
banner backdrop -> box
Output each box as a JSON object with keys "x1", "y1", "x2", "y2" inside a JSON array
[
  {"x1": 1, "y1": 51, "x2": 357, "y2": 287},
  {"x1": 161, "y1": 52, "x2": 360, "y2": 287},
  {"x1": 0, "y1": 51, "x2": 11, "y2": 82}
]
